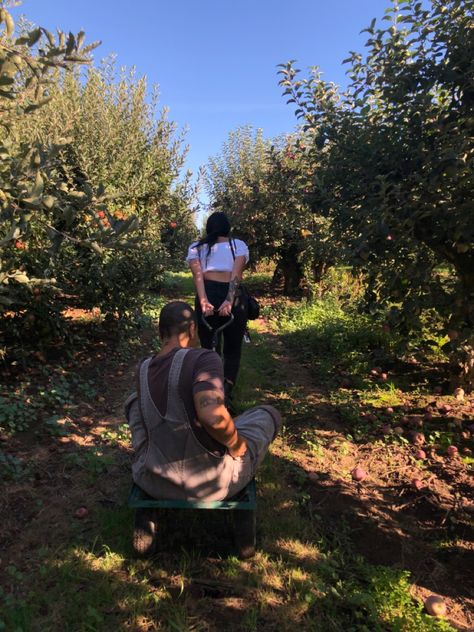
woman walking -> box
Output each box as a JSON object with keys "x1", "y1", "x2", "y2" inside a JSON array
[{"x1": 186, "y1": 211, "x2": 249, "y2": 410}]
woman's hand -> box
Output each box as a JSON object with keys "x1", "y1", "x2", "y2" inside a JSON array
[
  {"x1": 200, "y1": 297, "x2": 215, "y2": 316},
  {"x1": 217, "y1": 300, "x2": 233, "y2": 317}
]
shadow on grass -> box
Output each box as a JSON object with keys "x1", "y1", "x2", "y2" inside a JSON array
[{"x1": 1, "y1": 406, "x2": 467, "y2": 631}]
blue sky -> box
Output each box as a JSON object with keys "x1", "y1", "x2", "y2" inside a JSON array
[{"x1": 11, "y1": 0, "x2": 409, "y2": 213}]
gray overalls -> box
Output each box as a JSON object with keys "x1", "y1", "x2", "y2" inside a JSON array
[{"x1": 125, "y1": 348, "x2": 281, "y2": 501}]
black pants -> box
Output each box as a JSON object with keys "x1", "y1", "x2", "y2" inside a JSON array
[{"x1": 195, "y1": 280, "x2": 248, "y2": 384}]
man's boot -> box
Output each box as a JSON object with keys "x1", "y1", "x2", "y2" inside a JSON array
[{"x1": 224, "y1": 379, "x2": 236, "y2": 415}]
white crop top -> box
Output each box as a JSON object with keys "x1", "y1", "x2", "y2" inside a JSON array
[{"x1": 186, "y1": 238, "x2": 249, "y2": 273}]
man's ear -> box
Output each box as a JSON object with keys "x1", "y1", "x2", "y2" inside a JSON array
[{"x1": 189, "y1": 321, "x2": 198, "y2": 345}]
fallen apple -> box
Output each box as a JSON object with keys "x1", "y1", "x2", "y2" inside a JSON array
[
  {"x1": 415, "y1": 449, "x2": 426, "y2": 460},
  {"x1": 409, "y1": 417, "x2": 424, "y2": 429},
  {"x1": 424, "y1": 595, "x2": 447, "y2": 618},
  {"x1": 411, "y1": 478, "x2": 423, "y2": 491},
  {"x1": 379, "y1": 372, "x2": 388, "y2": 382},
  {"x1": 351, "y1": 467, "x2": 367, "y2": 482},
  {"x1": 393, "y1": 426, "x2": 404, "y2": 435},
  {"x1": 410, "y1": 431, "x2": 425, "y2": 446},
  {"x1": 385, "y1": 407, "x2": 394, "y2": 415},
  {"x1": 424, "y1": 411, "x2": 433, "y2": 422},
  {"x1": 75, "y1": 507, "x2": 89, "y2": 519},
  {"x1": 447, "y1": 445, "x2": 458, "y2": 457}
]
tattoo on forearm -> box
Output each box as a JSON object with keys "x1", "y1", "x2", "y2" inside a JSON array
[
  {"x1": 226, "y1": 276, "x2": 239, "y2": 303},
  {"x1": 198, "y1": 395, "x2": 225, "y2": 409}
]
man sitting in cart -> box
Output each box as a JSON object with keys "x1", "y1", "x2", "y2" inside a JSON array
[{"x1": 125, "y1": 300, "x2": 281, "y2": 501}]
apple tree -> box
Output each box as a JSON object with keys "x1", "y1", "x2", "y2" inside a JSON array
[
  {"x1": 206, "y1": 126, "x2": 339, "y2": 294},
  {"x1": 279, "y1": 0, "x2": 474, "y2": 387}
]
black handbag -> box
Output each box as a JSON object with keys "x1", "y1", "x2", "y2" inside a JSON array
[{"x1": 229, "y1": 239, "x2": 260, "y2": 320}]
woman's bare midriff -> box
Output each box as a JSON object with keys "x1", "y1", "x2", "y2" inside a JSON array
[{"x1": 203, "y1": 271, "x2": 232, "y2": 283}]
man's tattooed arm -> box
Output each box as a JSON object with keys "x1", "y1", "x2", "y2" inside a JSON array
[
  {"x1": 194, "y1": 390, "x2": 248, "y2": 455},
  {"x1": 225, "y1": 276, "x2": 240, "y2": 304},
  {"x1": 198, "y1": 395, "x2": 225, "y2": 409}
]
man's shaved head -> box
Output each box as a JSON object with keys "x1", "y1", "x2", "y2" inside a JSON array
[{"x1": 159, "y1": 301, "x2": 197, "y2": 339}]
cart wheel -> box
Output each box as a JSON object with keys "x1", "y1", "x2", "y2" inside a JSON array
[
  {"x1": 232, "y1": 509, "x2": 256, "y2": 559},
  {"x1": 133, "y1": 508, "x2": 157, "y2": 557}
]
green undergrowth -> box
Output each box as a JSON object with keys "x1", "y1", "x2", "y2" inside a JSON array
[{"x1": 266, "y1": 297, "x2": 389, "y2": 383}]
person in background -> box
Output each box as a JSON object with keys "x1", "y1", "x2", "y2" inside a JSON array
[{"x1": 186, "y1": 211, "x2": 249, "y2": 410}]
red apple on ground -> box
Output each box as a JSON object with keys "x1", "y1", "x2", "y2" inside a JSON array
[
  {"x1": 410, "y1": 431, "x2": 425, "y2": 446},
  {"x1": 411, "y1": 478, "x2": 423, "y2": 491},
  {"x1": 351, "y1": 467, "x2": 367, "y2": 482},
  {"x1": 393, "y1": 426, "x2": 404, "y2": 435},
  {"x1": 447, "y1": 446, "x2": 458, "y2": 458},
  {"x1": 415, "y1": 449, "x2": 426, "y2": 460},
  {"x1": 75, "y1": 507, "x2": 89, "y2": 519},
  {"x1": 424, "y1": 595, "x2": 447, "y2": 618},
  {"x1": 379, "y1": 373, "x2": 388, "y2": 382}
]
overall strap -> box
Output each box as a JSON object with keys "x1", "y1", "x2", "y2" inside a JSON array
[
  {"x1": 165, "y1": 348, "x2": 190, "y2": 421},
  {"x1": 138, "y1": 357, "x2": 155, "y2": 425}
]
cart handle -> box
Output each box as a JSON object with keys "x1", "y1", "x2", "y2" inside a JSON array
[{"x1": 201, "y1": 312, "x2": 234, "y2": 335}]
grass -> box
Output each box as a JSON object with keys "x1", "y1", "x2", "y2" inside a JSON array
[{"x1": 0, "y1": 272, "x2": 460, "y2": 631}]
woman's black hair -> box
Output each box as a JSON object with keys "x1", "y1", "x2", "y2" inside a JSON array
[{"x1": 195, "y1": 211, "x2": 231, "y2": 259}]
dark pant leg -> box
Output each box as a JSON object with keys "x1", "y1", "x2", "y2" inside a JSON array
[
  {"x1": 222, "y1": 291, "x2": 248, "y2": 384},
  {"x1": 195, "y1": 281, "x2": 229, "y2": 353}
]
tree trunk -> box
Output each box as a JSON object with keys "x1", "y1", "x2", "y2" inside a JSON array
[{"x1": 278, "y1": 248, "x2": 305, "y2": 295}]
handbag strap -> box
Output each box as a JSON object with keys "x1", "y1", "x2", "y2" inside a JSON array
[{"x1": 229, "y1": 238, "x2": 236, "y2": 260}]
